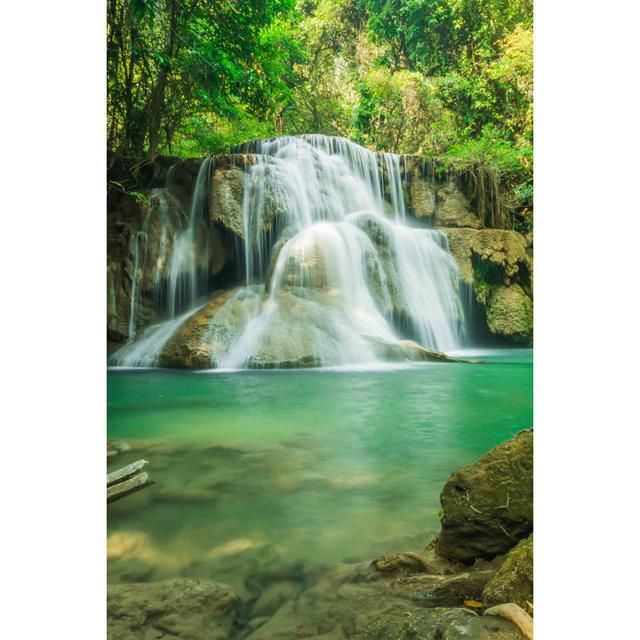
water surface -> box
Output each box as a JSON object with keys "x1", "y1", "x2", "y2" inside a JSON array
[{"x1": 107, "y1": 349, "x2": 532, "y2": 587}]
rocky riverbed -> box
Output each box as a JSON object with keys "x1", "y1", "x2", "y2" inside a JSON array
[{"x1": 107, "y1": 430, "x2": 533, "y2": 639}]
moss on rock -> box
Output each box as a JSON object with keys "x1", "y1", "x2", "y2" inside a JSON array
[
  {"x1": 436, "y1": 429, "x2": 533, "y2": 563},
  {"x1": 482, "y1": 534, "x2": 533, "y2": 609},
  {"x1": 486, "y1": 284, "x2": 533, "y2": 345}
]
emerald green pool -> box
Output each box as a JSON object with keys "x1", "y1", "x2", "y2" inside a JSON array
[{"x1": 107, "y1": 349, "x2": 532, "y2": 588}]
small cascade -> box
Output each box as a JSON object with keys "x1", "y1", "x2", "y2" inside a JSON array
[
  {"x1": 167, "y1": 157, "x2": 212, "y2": 316},
  {"x1": 382, "y1": 153, "x2": 406, "y2": 222},
  {"x1": 151, "y1": 188, "x2": 182, "y2": 308},
  {"x1": 127, "y1": 228, "x2": 148, "y2": 339},
  {"x1": 110, "y1": 306, "x2": 202, "y2": 367}
]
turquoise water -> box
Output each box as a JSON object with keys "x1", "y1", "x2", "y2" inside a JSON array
[{"x1": 107, "y1": 349, "x2": 532, "y2": 587}]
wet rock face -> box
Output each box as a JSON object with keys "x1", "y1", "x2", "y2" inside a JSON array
[
  {"x1": 409, "y1": 173, "x2": 436, "y2": 219},
  {"x1": 436, "y1": 429, "x2": 533, "y2": 563},
  {"x1": 107, "y1": 163, "x2": 236, "y2": 344},
  {"x1": 107, "y1": 578, "x2": 240, "y2": 640},
  {"x1": 209, "y1": 154, "x2": 288, "y2": 242},
  {"x1": 435, "y1": 182, "x2": 483, "y2": 229},
  {"x1": 482, "y1": 534, "x2": 533, "y2": 609},
  {"x1": 440, "y1": 227, "x2": 533, "y2": 345},
  {"x1": 210, "y1": 164, "x2": 246, "y2": 238}
]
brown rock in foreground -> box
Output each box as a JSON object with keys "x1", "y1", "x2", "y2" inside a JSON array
[{"x1": 436, "y1": 429, "x2": 533, "y2": 563}]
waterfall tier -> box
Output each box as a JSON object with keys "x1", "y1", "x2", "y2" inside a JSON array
[{"x1": 109, "y1": 135, "x2": 468, "y2": 369}]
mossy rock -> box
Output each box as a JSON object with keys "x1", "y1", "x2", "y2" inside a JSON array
[
  {"x1": 436, "y1": 429, "x2": 533, "y2": 563},
  {"x1": 482, "y1": 534, "x2": 533, "y2": 609},
  {"x1": 486, "y1": 284, "x2": 533, "y2": 345}
]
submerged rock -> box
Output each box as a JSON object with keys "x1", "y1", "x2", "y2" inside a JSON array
[
  {"x1": 436, "y1": 430, "x2": 533, "y2": 563},
  {"x1": 107, "y1": 578, "x2": 240, "y2": 640},
  {"x1": 357, "y1": 608, "x2": 526, "y2": 640}
]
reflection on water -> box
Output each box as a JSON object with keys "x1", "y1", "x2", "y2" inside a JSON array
[{"x1": 107, "y1": 350, "x2": 532, "y2": 590}]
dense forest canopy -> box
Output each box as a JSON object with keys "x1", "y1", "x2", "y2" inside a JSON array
[{"x1": 107, "y1": 0, "x2": 532, "y2": 218}]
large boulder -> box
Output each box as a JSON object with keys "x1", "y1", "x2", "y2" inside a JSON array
[
  {"x1": 107, "y1": 578, "x2": 240, "y2": 640},
  {"x1": 436, "y1": 429, "x2": 533, "y2": 563},
  {"x1": 482, "y1": 534, "x2": 533, "y2": 609},
  {"x1": 159, "y1": 288, "x2": 262, "y2": 368},
  {"x1": 209, "y1": 157, "x2": 251, "y2": 238},
  {"x1": 486, "y1": 285, "x2": 533, "y2": 345}
]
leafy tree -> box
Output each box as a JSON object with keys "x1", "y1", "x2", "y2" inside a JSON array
[{"x1": 107, "y1": 0, "x2": 303, "y2": 162}]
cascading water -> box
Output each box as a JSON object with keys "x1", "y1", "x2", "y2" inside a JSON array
[
  {"x1": 127, "y1": 228, "x2": 147, "y2": 339},
  {"x1": 110, "y1": 164, "x2": 213, "y2": 367},
  {"x1": 167, "y1": 157, "x2": 212, "y2": 316},
  {"x1": 111, "y1": 135, "x2": 467, "y2": 369},
  {"x1": 218, "y1": 135, "x2": 465, "y2": 368}
]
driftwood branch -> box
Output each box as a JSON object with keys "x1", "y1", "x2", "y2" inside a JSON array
[
  {"x1": 107, "y1": 458, "x2": 153, "y2": 503},
  {"x1": 107, "y1": 459, "x2": 149, "y2": 487},
  {"x1": 484, "y1": 603, "x2": 533, "y2": 640}
]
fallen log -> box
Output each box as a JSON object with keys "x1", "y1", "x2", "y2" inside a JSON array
[
  {"x1": 107, "y1": 459, "x2": 149, "y2": 487},
  {"x1": 107, "y1": 470, "x2": 154, "y2": 504}
]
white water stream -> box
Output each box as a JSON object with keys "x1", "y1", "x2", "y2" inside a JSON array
[{"x1": 218, "y1": 136, "x2": 464, "y2": 368}]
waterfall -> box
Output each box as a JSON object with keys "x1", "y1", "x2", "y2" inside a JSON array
[
  {"x1": 167, "y1": 157, "x2": 212, "y2": 316},
  {"x1": 127, "y1": 228, "x2": 148, "y2": 339},
  {"x1": 218, "y1": 135, "x2": 465, "y2": 368},
  {"x1": 113, "y1": 135, "x2": 467, "y2": 369},
  {"x1": 111, "y1": 169, "x2": 209, "y2": 365},
  {"x1": 110, "y1": 306, "x2": 203, "y2": 367}
]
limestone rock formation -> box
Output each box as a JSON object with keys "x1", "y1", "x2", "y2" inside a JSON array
[
  {"x1": 209, "y1": 155, "x2": 253, "y2": 238},
  {"x1": 435, "y1": 182, "x2": 483, "y2": 228},
  {"x1": 482, "y1": 534, "x2": 533, "y2": 609},
  {"x1": 436, "y1": 429, "x2": 533, "y2": 563},
  {"x1": 440, "y1": 227, "x2": 533, "y2": 344},
  {"x1": 107, "y1": 578, "x2": 240, "y2": 640},
  {"x1": 441, "y1": 228, "x2": 531, "y2": 288},
  {"x1": 409, "y1": 173, "x2": 436, "y2": 219},
  {"x1": 486, "y1": 285, "x2": 533, "y2": 345},
  {"x1": 159, "y1": 288, "x2": 262, "y2": 368},
  {"x1": 108, "y1": 146, "x2": 534, "y2": 359}
]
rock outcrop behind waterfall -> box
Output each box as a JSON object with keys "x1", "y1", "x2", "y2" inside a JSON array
[{"x1": 441, "y1": 228, "x2": 533, "y2": 345}]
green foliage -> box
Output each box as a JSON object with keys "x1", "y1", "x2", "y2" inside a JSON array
[
  {"x1": 354, "y1": 68, "x2": 457, "y2": 153},
  {"x1": 107, "y1": 0, "x2": 303, "y2": 160},
  {"x1": 108, "y1": 0, "x2": 534, "y2": 227}
]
